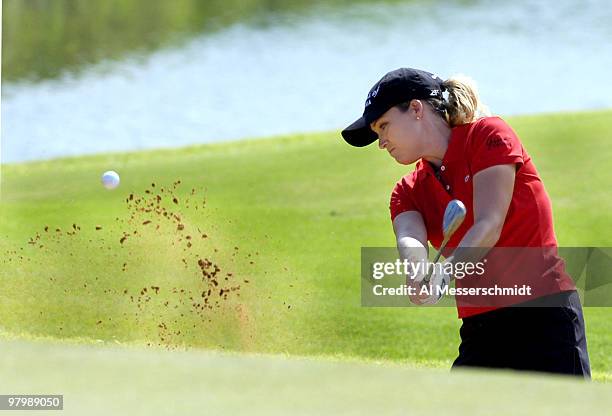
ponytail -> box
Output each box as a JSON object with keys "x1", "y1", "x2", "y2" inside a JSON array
[{"x1": 427, "y1": 74, "x2": 491, "y2": 127}]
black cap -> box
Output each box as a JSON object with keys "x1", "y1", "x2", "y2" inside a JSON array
[{"x1": 341, "y1": 68, "x2": 445, "y2": 147}]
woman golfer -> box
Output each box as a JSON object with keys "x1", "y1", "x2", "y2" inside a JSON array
[{"x1": 342, "y1": 68, "x2": 590, "y2": 378}]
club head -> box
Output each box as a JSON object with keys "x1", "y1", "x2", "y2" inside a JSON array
[{"x1": 442, "y1": 199, "x2": 467, "y2": 239}]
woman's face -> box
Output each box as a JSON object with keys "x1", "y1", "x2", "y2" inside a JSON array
[{"x1": 370, "y1": 102, "x2": 424, "y2": 165}]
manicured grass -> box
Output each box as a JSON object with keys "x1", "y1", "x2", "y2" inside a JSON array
[
  {"x1": 1, "y1": 110, "x2": 611, "y2": 381},
  {"x1": 0, "y1": 338, "x2": 608, "y2": 415}
]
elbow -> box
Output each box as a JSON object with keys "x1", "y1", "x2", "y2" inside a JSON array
[
  {"x1": 476, "y1": 217, "x2": 505, "y2": 246},
  {"x1": 396, "y1": 236, "x2": 427, "y2": 250}
]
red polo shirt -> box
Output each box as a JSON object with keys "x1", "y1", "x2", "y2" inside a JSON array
[{"x1": 389, "y1": 116, "x2": 575, "y2": 318}]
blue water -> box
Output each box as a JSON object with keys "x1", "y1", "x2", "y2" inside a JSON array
[{"x1": 2, "y1": 0, "x2": 611, "y2": 162}]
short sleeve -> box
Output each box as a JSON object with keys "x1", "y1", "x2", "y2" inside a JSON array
[
  {"x1": 469, "y1": 117, "x2": 524, "y2": 175},
  {"x1": 390, "y1": 174, "x2": 418, "y2": 221}
]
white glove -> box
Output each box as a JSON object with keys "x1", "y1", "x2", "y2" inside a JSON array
[{"x1": 409, "y1": 261, "x2": 452, "y2": 305}]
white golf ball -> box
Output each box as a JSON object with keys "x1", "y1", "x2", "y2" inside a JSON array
[{"x1": 101, "y1": 170, "x2": 120, "y2": 190}]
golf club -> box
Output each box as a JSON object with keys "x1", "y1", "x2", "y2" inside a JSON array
[{"x1": 422, "y1": 199, "x2": 467, "y2": 284}]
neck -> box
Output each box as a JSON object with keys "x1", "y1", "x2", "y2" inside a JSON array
[{"x1": 422, "y1": 117, "x2": 452, "y2": 168}]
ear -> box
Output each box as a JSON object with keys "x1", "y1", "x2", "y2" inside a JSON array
[{"x1": 410, "y1": 99, "x2": 424, "y2": 119}]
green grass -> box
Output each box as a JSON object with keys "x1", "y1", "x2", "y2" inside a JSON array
[
  {"x1": 0, "y1": 338, "x2": 609, "y2": 416},
  {"x1": 1, "y1": 110, "x2": 611, "y2": 383}
]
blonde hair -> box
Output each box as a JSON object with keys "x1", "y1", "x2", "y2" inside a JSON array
[{"x1": 426, "y1": 74, "x2": 491, "y2": 127}]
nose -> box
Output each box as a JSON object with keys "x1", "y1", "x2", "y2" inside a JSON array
[{"x1": 378, "y1": 135, "x2": 387, "y2": 150}]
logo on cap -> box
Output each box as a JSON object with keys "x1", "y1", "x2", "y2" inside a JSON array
[{"x1": 365, "y1": 84, "x2": 381, "y2": 107}]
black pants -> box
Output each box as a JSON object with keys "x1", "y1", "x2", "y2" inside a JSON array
[{"x1": 452, "y1": 290, "x2": 591, "y2": 379}]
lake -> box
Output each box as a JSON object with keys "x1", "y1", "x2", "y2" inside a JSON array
[{"x1": 2, "y1": 0, "x2": 611, "y2": 162}]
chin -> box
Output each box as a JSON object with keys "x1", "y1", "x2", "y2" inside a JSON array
[{"x1": 393, "y1": 155, "x2": 416, "y2": 165}]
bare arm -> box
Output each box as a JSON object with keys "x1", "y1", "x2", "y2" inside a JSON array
[
  {"x1": 393, "y1": 211, "x2": 431, "y2": 303},
  {"x1": 451, "y1": 164, "x2": 516, "y2": 263},
  {"x1": 393, "y1": 210, "x2": 429, "y2": 261}
]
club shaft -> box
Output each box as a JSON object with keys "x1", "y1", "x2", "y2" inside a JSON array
[{"x1": 423, "y1": 238, "x2": 448, "y2": 284}]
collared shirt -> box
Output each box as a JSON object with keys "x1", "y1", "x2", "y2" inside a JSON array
[{"x1": 389, "y1": 116, "x2": 575, "y2": 318}]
